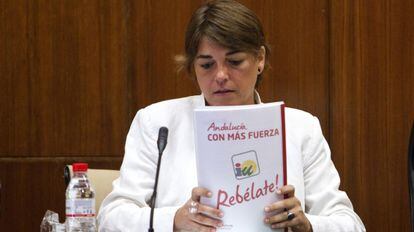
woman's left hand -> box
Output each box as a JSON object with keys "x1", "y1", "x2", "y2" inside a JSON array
[{"x1": 264, "y1": 185, "x2": 312, "y2": 232}]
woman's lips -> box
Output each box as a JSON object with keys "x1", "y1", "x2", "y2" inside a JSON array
[{"x1": 213, "y1": 89, "x2": 234, "y2": 95}]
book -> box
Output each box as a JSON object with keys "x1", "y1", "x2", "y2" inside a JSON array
[{"x1": 193, "y1": 102, "x2": 287, "y2": 232}]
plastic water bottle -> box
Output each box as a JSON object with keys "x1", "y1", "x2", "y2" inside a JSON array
[{"x1": 66, "y1": 163, "x2": 96, "y2": 232}]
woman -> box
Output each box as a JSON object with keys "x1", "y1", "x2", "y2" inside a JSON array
[{"x1": 98, "y1": 0, "x2": 366, "y2": 231}]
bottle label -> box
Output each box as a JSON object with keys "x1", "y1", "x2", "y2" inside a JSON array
[{"x1": 66, "y1": 199, "x2": 96, "y2": 217}]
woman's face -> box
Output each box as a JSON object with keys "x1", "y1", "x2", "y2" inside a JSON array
[{"x1": 194, "y1": 37, "x2": 265, "y2": 106}]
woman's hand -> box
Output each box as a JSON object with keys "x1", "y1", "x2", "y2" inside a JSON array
[
  {"x1": 264, "y1": 185, "x2": 312, "y2": 232},
  {"x1": 174, "y1": 187, "x2": 224, "y2": 232}
]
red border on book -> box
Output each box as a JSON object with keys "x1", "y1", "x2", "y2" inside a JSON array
[
  {"x1": 281, "y1": 103, "x2": 287, "y2": 188},
  {"x1": 280, "y1": 103, "x2": 288, "y2": 232}
]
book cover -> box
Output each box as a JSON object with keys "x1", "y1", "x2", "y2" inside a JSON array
[{"x1": 193, "y1": 102, "x2": 287, "y2": 232}]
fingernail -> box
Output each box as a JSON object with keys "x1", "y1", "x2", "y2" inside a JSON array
[
  {"x1": 207, "y1": 192, "x2": 212, "y2": 197},
  {"x1": 264, "y1": 218, "x2": 269, "y2": 223},
  {"x1": 272, "y1": 224, "x2": 280, "y2": 229},
  {"x1": 218, "y1": 212, "x2": 224, "y2": 218},
  {"x1": 276, "y1": 189, "x2": 281, "y2": 194},
  {"x1": 264, "y1": 207, "x2": 270, "y2": 212},
  {"x1": 217, "y1": 222, "x2": 223, "y2": 227}
]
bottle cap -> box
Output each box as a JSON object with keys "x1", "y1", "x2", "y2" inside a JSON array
[{"x1": 72, "y1": 163, "x2": 88, "y2": 172}]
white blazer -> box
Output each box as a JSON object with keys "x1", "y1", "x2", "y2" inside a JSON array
[{"x1": 98, "y1": 94, "x2": 365, "y2": 232}]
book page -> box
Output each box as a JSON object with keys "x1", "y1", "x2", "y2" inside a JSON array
[{"x1": 194, "y1": 102, "x2": 287, "y2": 232}]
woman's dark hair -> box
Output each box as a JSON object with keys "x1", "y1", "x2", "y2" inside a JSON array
[{"x1": 176, "y1": 0, "x2": 270, "y2": 86}]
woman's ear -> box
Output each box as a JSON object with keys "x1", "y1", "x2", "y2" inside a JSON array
[{"x1": 257, "y1": 46, "x2": 266, "y2": 72}]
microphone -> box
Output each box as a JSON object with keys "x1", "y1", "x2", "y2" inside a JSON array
[
  {"x1": 157, "y1": 127, "x2": 169, "y2": 153},
  {"x1": 148, "y1": 127, "x2": 169, "y2": 232}
]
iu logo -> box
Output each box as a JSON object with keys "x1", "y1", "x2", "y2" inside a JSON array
[{"x1": 232, "y1": 150, "x2": 260, "y2": 180}]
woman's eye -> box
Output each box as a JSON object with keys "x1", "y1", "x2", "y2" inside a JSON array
[
  {"x1": 200, "y1": 62, "x2": 214, "y2": 69},
  {"x1": 228, "y1": 60, "x2": 243, "y2": 66}
]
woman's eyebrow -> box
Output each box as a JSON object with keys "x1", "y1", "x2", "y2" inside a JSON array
[
  {"x1": 196, "y1": 54, "x2": 212, "y2": 59},
  {"x1": 226, "y1": 50, "x2": 241, "y2": 56},
  {"x1": 195, "y1": 50, "x2": 242, "y2": 59}
]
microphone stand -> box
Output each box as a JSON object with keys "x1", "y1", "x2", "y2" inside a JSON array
[
  {"x1": 148, "y1": 127, "x2": 168, "y2": 232},
  {"x1": 148, "y1": 150, "x2": 163, "y2": 232}
]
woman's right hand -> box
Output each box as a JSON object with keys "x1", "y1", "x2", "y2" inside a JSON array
[{"x1": 173, "y1": 187, "x2": 224, "y2": 232}]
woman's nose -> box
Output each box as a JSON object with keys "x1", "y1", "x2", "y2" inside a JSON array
[{"x1": 215, "y1": 64, "x2": 229, "y2": 84}]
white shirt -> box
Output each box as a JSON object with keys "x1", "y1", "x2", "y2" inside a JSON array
[{"x1": 98, "y1": 94, "x2": 366, "y2": 232}]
